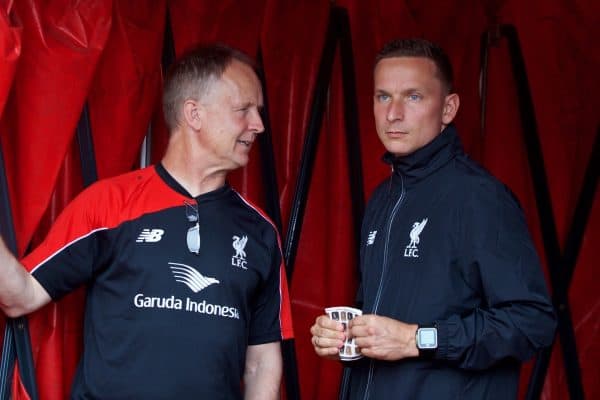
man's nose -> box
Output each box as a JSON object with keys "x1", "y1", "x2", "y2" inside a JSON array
[
  {"x1": 250, "y1": 109, "x2": 265, "y2": 133},
  {"x1": 386, "y1": 99, "x2": 404, "y2": 122}
]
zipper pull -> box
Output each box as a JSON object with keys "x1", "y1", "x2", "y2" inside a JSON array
[{"x1": 388, "y1": 164, "x2": 395, "y2": 194}]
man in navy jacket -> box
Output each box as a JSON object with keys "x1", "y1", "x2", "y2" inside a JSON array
[{"x1": 311, "y1": 38, "x2": 556, "y2": 399}]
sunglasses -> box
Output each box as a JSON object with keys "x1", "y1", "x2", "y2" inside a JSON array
[{"x1": 185, "y1": 201, "x2": 200, "y2": 254}]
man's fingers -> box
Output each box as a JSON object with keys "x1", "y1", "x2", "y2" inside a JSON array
[
  {"x1": 316, "y1": 315, "x2": 345, "y2": 331},
  {"x1": 310, "y1": 315, "x2": 346, "y2": 357},
  {"x1": 314, "y1": 343, "x2": 342, "y2": 359},
  {"x1": 349, "y1": 314, "x2": 375, "y2": 326},
  {"x1": 349, "y1": 322, "x2": 374, "y2": 339},
  {"x1": 313, "y1": 334, "x2": 343, "y2": 349},
  {"x1": 310, "y1": 325, "x2": 345, "y2": 347},
  {"x1": 348, "y1": 314, "x2": 378, "y2": 332},
  {"x1": 312, "y1": 335, "x2": 343, "y2": 359},
  {"x1": 311, "y1": 315, "x2": 345, "y2": 339}
]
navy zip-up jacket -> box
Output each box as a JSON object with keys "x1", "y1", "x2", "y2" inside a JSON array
[{"x1": 343, "y1": 125, "x2": 556, "y2": 399}]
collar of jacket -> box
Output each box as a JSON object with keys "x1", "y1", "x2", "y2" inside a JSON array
[{"x1": 382, "y1": 124, "x2": 464, "y2": 187}]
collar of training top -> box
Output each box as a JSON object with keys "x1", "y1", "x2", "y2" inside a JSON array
[
  {"x1": 155, "y1": 163, "x2": 232, "y2": 202},
  {"x1": 382, "y1": 124, "x2": 464, "y2": 186}
]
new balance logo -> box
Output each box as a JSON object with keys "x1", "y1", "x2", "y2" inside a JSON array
[
  {"x1": 136, "y1": 229, "x2": 165, "y2": 243},
  {"x1": 367, "y1": 231, "x2": 377, "y2": 246},
  {"x1": 168, "y1": 262, "x2": 219, "y2": 293},
  {"x1": 404, "y1": 218, "x2": 428, "y2": 258}
]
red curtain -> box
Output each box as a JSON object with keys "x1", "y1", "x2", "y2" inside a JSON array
[
  {"x1": 0, "y1": 1, "x2": 112, "y2": 398},
  {"x1": 90, "y1": 0, "x2": 166, "y2": 180},
  {"x1": 0, "y1": 0, "x2": 20, "y2": 383},
  {"x1": 0, "y1": 1, "x2": 597, "y2": 399},
  {"x1": 2, "y1": 0, "x2": 112, "y2": 256},
  {"x1": 481, "y1": 1, "x2": 599, "y2": 398},
  {"x1": 0, "y1": 0, "x2": 20, "y2": 116}
]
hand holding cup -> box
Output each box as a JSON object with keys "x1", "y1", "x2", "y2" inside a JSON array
[{"x1": 325, "y1": 306, "x2": 363, "y2": 361}]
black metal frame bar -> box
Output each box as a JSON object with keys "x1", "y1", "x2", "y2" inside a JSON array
[
  {"x1": 480, "y1": 24, "x2": 597, "y2": 400},
  {"x1": 0, "y1": 137, "x2": 17, "y2": 400},
  {"x1": 76, "y1": 103, "x2": 99, "y2": 186},
  {"x1": 256, "y1": 48, "x2": 284, "y2": 235},
  {"x1": 283, "y1": 6, "x2": 364, "y2": 279},
  {"x1": 161, "y1": 6, "x2": 175, "y2": 77},
  {"x1": 256, "y1": 47, "x2": 300, "y2": 400},
  {"x1": 283, "y1": 7, "x2": 364, "y2": 399},
  {"x1": 0, "y1": 138, "x2": 39, "y2": 399},
  {"x1": 337, "y1": 7, "x2": 365, "y2": 254},
  {"x1": 282, "y1": 7, "x2": 339, "y2": 278}
]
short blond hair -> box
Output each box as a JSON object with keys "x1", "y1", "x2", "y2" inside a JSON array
[{"x1": 375, "y1": 38, "x2": 454, "y2": 94}]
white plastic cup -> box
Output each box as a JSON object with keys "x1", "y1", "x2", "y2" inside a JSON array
[{"x1": 325, "y1": 306, "x2": 363, "y2": 361}]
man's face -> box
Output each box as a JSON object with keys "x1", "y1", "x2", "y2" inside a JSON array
[
  {"x1": 373, "y1": 56, "x2": 455, "y2": 157},
  {"x1": 199, "y1": 60, "x2": 264, "y2": 170}
]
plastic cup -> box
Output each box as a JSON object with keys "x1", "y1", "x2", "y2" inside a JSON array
[{"x1": 325, "y1": 306, "x2": 363, "y2": 361}]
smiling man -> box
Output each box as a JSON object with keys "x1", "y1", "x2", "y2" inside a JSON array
[
  {"x1": 0, "y1": 44, "x2": 293, "y2": 399},
  {"x1": 311, "y1": 38, "x2": 556, "y2": 399}
]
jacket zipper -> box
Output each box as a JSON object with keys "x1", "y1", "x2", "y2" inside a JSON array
[{"x1": 362, "y1": 173, "x2": 405, "y2": 400}]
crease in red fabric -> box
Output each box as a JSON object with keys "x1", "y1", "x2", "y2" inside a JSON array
[
  {"x1": 5, "y1": 0, "x2": 112, "y2": 256},
  {"x1": 89, "y1": 0, "x2": 166, "y2": 180},
  {"x1": 0, "y1": 1, "x2": 21, "y2": 115},
  {"x1": 3, "y1": 1, "x2": 112, "y2": 398}
]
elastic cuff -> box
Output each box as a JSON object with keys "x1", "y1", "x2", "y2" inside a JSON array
[{"x1": 434, "y1": 320, "x2": 448, "y2": 360}]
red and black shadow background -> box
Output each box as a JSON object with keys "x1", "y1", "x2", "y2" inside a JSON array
[{"x1": 0, "y1": 1, "x2": 597, "y2": 399}]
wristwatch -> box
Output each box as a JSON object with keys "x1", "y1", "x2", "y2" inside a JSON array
[{"x1": 415, "y1": 324, "x2": 438, "y2": 356}]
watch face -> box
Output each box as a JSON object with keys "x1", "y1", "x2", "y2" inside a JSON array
[{"x1": 417, "y1": 328, "x2": 437, "y2": 349}]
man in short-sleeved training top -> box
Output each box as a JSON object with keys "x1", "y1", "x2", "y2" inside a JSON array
[{"x1": 0, "y1": 44, "x2": 293, "y2": 399}]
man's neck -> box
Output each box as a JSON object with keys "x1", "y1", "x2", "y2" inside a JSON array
[{"x1": 161, "y1": 132, "x2": 228, "y2": 197}]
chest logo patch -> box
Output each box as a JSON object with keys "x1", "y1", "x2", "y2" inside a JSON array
[
  {"x1": 404, "y1": 218, "x2": 428, "y2": 258},
  {"x1": 367, "y1": 230, "x2": 378, "y2": 246},
  {"x1": 136, "y1": 228, "x2": 164, "y2": 243},
  {"x1": 169, "y1": 262, "x2": 219, "y2": 292},
  {"x1": 232, "y1": 235, "x2": 248, "y2": 270}
]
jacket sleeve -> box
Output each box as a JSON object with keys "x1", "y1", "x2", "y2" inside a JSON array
[{"x1": 433, "y1": 181, "x2": 556, "y2": 370}]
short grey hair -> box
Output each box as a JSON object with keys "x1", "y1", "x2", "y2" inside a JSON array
[{"x1": 162, "y1": 44, "x2": 256, "y2": 131}]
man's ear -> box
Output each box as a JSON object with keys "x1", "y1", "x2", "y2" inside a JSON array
[
  {"x1": 182, "y1": 99, "x2": 203, "y2": 130},
  {"x1": 442, "y1": 93, "x2": 460, "y2": 125}
]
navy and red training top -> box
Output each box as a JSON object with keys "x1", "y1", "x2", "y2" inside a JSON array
[{"x1": 23, "y1": 164, "x2": 293, "y2": 399}]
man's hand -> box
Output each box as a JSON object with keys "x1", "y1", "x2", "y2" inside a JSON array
[
  {"x1": 310, "y1": 314, "x2": 346, "y2": 360},
  {"x1": 0, "y1": 236, "x2": 51, "y2": 317},
  {"x1": 349, "y1": 314, "x2": 419, "y2": 361}
]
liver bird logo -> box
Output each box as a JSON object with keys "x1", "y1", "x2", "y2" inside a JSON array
[
  {"x1": 408, "y1": 218, "x2": 428, "y2": 248},
  {"x1": 168, "y1": 262, "x2": 219, "y2": 293},
  {"x1": 232, "y1": 235, "x2": 248, "y2": 259}
]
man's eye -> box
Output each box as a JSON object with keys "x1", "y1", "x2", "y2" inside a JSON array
[
  {"x1": 377, "y1": 94, "x2": 390, "y2": 102},
  {"x1": 408, "y1": 94, "x2": 421, "y2": 101}
]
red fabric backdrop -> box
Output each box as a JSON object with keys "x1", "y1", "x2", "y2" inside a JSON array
[
  {"x1": 0, "y1": 0, "x2": 20, "y2": 386},
  {"x1": 0, "y1": 1, "x2": 597, "y2": 399}
]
